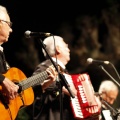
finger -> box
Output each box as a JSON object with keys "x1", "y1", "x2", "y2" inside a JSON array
[
  {"x1": 9, "y1": 93, "x2": 14, "y2": 99},
  {"x1": 49, "y1": 66, "x2": 56, "y2": 75},
  {"x1": 10, "y1": 92, "x2": 18, "y2": 99},
  {"x1": 47, "y1": 68, "x2": 56, "y2": 76},
  {"x1": 46, "y1": 69, "x2": 51, "y2": 75}
]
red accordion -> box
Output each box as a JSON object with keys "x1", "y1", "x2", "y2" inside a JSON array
[{"x1": 64, "y1": 73, "x2": 101, "y2": 120}]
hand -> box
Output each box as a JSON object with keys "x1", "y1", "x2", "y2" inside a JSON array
[
  {"x1": 95, "y1": 96, "x2": 102, "y2": 110},
  {"x1": 41, "y1": 66, "x2": 57, "y2": 91},
  {"x1": 1, "y1": 77, "x2": 19, "y2": 99},
  {"x1": 61, "y1": 73, "x2": 77, "y2": 96},
  {"x1": 62, "y1": 83, "x2": 77, "y2": 96}
]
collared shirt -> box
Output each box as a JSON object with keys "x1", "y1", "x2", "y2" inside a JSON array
[
  {"x1": 52, "y1": 57, "x2": 66, "y2": 70},
  {"x1": 0, "y1": 46, "x2": 3, "y2": 52}
]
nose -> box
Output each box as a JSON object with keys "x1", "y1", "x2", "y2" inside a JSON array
[
  {"x1": 67, "y1": 47, "x2": 70, "y2": 52},
  {"x1": 108, "y1": 99, "x2": 114, "y2": 105},
  {"x1": 9, "y1": 27, "x2": 12, "y2": 33},
  {"x1": 110, "y1": 100, "x2": 114, "y2": 104}
]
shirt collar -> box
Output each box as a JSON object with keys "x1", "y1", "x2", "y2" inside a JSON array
[
  {"x1": 52, "y1": 57, "x2": 66, "y2": 70},
  {"x1": 0, "y1": 46, "x2": 3, "y2": 52}
]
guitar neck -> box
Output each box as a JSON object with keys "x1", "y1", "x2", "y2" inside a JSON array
[{"x1": 18, "y1": 71, "x2": 48, "y2": 91}]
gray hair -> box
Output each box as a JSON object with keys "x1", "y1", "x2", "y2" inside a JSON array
[
  {"x1": 42, "y1": 36, "x2": 64, "y2": 57},
  {"x1": 0, "y1": 5, "x2": 8, "y2": 18},
  {"x1": 98, "y1": 80, "x2": 118, "y2": 94}
]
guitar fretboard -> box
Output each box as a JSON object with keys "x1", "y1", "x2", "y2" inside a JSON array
[{"x1": 19, "y1": 71, "x2": 48, "y2": 91}]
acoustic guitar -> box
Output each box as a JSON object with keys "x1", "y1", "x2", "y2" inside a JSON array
[{"x1": 0, "y1": 67, "x2": 51, "y2": 120}]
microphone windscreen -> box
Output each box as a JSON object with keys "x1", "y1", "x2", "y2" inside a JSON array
[
  {"x1": 24, "y1": 30, "x2": 31, "y2": 38},
  {"x1": 87, "y1": 58, "x2": 93, "y2": 64}
]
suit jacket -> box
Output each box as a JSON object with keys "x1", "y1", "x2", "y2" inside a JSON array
[
  {"x1": 26, "y1": 59, "x2": 75, "y2": 120},
  {"x1": 0, "y1": 51, "x2": 8, "y2": 84}
]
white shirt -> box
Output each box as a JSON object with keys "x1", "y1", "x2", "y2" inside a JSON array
[
  {"x1": 52, "y1": 57, "x2": 66, "y2": 70},
  {"x1": 0, "y1": 46, "x2": 3, "y2": 52}
]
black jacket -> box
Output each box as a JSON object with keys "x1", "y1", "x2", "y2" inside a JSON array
[
  {"x1": 25, "y1": 59, "x2": 75, "y2": 120},
  {"x1": 0, "y1": 51, "x2": 8, "y2": 84}
]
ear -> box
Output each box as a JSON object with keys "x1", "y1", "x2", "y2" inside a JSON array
[{"x1": 56, "y1": 46, "x2": 61, "y2": 54}]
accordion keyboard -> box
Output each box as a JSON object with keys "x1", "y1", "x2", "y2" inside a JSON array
[{"x1": 64, "y1": 73, "x2": 100, "y2": 119}]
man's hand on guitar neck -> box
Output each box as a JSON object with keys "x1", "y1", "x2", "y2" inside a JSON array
[
  {"x1": 1, "y1": 77, "x2": 19, "y2": 99},
  {"x1": 1, "y1": 66, "x2": 57, "y2": 99},
  {"x1": 41, "y1": 66, "x2": 58, "y2": 92}
]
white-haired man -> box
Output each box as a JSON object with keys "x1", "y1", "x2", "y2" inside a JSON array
[
  {"x1": 0, "y1": 5, "x2": 19, "y2": 100},
  {"x1": 99, "y1": 80, "x2": 118, "y2": 105},
  {"x1": 98, "y1": 80, "x2": 119, "y2": 120},
  {"x1": 24, "y1": 36, "x2": 77, "y2": 120},
  {"x1": 0, "y1": 5, "x2": 57, "y2": 120}
]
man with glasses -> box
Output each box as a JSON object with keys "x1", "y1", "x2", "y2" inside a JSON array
[
  {"x1": 0, "y1": 5, "x2": 18, "y2": 100},
  {"x1": 0, "y1": 5, "x2": 58, "y2": 120},
  {"x1": 0, "y1": 19, "x2": 12, "y2": 28}
]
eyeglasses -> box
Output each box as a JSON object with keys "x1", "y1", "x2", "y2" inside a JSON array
[{"x1": 0, "y1": 19, "x2": 12, "y2": 28}]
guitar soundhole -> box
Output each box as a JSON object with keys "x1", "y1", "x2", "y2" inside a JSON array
[
  {"x1": 18, "y1": 85, "x2": 22, "y2": 93},
  {"x1": 14, "y1": 80, "x2": 22, "y2": 93}
]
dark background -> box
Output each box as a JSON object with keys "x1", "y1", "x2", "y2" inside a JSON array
[
  {"x1": 1, "y1": 0, "x2": 118, "y2": 73},
  {"x1": 1, "y1": 0, "x2": 120, "y2": 108},
  {"x1": 1, "y1": 0, "x2": 103, "y2": 72}
]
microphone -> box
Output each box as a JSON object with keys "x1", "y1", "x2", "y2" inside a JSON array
[
  {"x1": 87, "y1": 58, "x2": 110, "y2": 65},
  {"x1": 24, "y1": 30, "x2": 52, "y2": 38}
]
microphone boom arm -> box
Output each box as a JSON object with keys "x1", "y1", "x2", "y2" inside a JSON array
[{"x1": 100, "y1": 65, "x2": 120, "y2": 87}]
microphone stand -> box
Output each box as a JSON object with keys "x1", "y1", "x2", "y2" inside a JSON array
[
  {"x1": 99, "y1": 65, "x2": 120, "y2": 119},
  {"x1": 100, "y1": 96, "x2": 119, "y2": 120},
  {"x1": 37, "y1": 37, "x2": 75, "y2": 120},
  {"x1": 99, "y1": 65, "x2": 120, "y2": 87},
  {"x1": 109, "y1": 62, "x2": 120, "y2": 81}
]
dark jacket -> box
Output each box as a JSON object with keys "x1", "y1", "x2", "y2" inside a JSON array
[
  {"x1": 0, "y1": 51, "x2": 8, "y2": 84},
  {"x1": 26, "y1": 59, "x2": 75, "y2": 120}
]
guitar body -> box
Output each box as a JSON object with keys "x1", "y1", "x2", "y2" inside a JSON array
[{"x1": 0, "y1": 67, "x2": 34, "y2": 120}]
